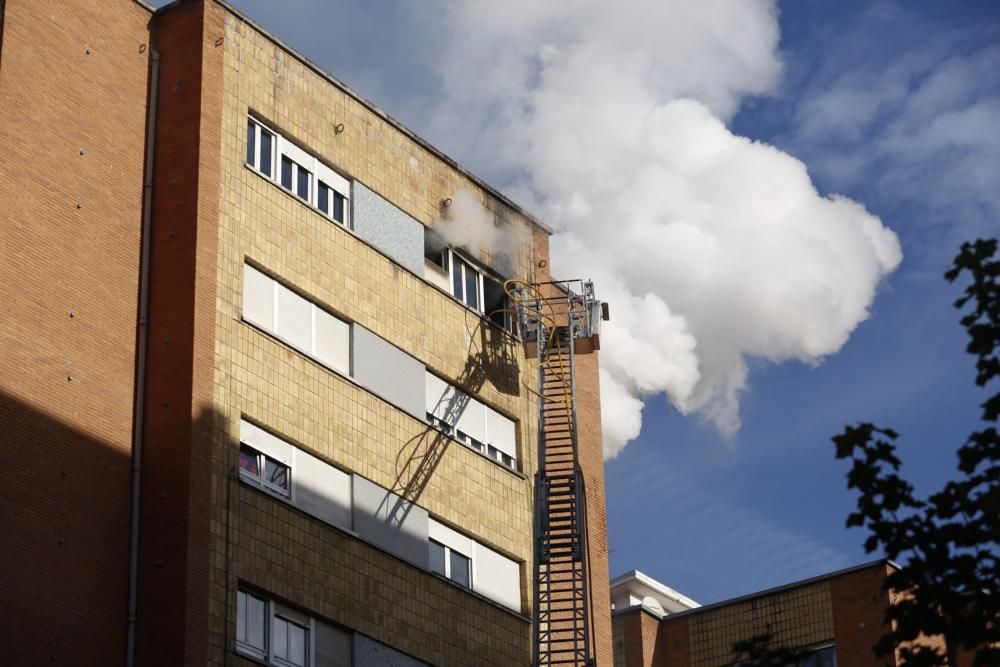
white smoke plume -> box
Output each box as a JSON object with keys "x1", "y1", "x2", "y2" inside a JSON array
[
  {"x1": 422, "y1": 0, "x2": 902, "y2": 457},
  {"x1": 437, "y1": 189, "x2": 500, "y2": 258}
]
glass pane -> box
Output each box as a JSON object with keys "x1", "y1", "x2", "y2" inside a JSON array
[
  {"x1": 239, "y1": 445, "x2": 260, "y2": 477},
  {"x1": 429, "y1": 541, "x2": 446, "y2": 577},
  {"x1": 247, "y1": 594, "x2": 266, "y2": 650},
  {"x1": 814, "y1": 647, "x2": 837, "y2": 667},
  {"x1": 247, "y1": 120, "x2": 256, "y2": 166},
  {"x1": 452, "y1": 259, "x2": 463, "y2": 300},
  {"x1": 333, "y1": 192, "x2": 345, "y2": 223},
  {"x1": 281, "y1": 156, "x2": 293, "y2": 190},
  {"x1": 288, "y1": 623, "x2": 307, "y2": 665},
  {"x1": 464, "y1": 266, "x2": 479, "y2": 309},
  {"x1": 297, "y1": 166, "x2": 310, "y2": 200},
  {"x1": 236, "y1": 590, "x2": 248, "y2": 643},
  {"x1": 273, "y1": 617, "x2": 288, "y2": 658},
  {"x1": 265, "y1": 457, "x2": 289, "y2": 492},
  {"x1": 318, "y1": 182, "x2": 329, "y2": 215},
  {"x1": 450, "y1": 550, "x2": 471, "y2": 588},
  {"x1": 260, "y1": 130, "x2": 273, "y2": 177}
]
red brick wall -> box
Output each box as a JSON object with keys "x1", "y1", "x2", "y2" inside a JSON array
[
  {"x1": 617, "y1": 608, "x2": 668, "y2": 667},
  {"x1": 135, "y1": 1, "x2": 224, "y2": 664},
  {"x1": 659, "y1": 614, "x2": 692, "y2": 667},
  {"x1": 576, "y1": 348, "x2": 614, "y2": 666},
  {"x1": 0, "y1": 0, "x2": 151, "y2": 662},
  {"x1": 831, "y1": 564, "x2": 896, "y2": 666}
]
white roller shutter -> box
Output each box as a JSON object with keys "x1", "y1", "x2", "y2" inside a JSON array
[
  {"x1": 428, "y1": 518, "x2": 474, "y2": 558},
  {"x1": 456, "y1": 394, "x2": 486, "y2": 444},
  {"x1": 473, "y1": 542, "x2": 521, "y2": 612},
  {"x1": 239, "y1": 419, "x2": 291, "y2": 465},
  {"x1": 425, "y1": 372, "x2": 453, "y2": 423},
  {"x1": 275, "y1": 283, "x2": 312, "y2": 353},
  {"x1": 292, "y1": 448, "x2": 352, "y2": 531},
  {"x1": 314, "y1": 308, "x2": 350, "y2": 373},
  {"x1": 243, "y1": 264, "x2": 274, "y2": 330},
  {"x1": 486, "y1": 407, "x2": 517, "y2": 459}
]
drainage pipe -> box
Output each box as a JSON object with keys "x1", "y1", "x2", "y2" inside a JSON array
[{"x1": 125, "y1": 44, "x2": 160, "y2": 667}]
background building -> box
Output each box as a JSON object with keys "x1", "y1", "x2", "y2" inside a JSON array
[
  {"x1": 612, "y1": 560, "x2": 916, "y2": 667},
  {"x1": 0, "y1": 0, "x2": 611, "y2": 664}
]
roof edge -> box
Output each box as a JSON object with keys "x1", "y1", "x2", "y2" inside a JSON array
[
  {"x1": 651, "y1": 559, "x2": 897, "y2": 623},
  {"x1": 153, "y1": 0, "x2": 554, "y2": 236}
]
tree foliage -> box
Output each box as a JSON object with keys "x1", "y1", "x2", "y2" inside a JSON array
[{"x1": 833, "y1": 239, "x2": 1000, "y2": 666}]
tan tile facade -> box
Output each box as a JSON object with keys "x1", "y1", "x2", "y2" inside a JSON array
[
  {"x1": 688, "y1": 581, "x2": 834, "y2": 667},
  {"x1": 204, "y1": 5, "x2": 559, "y2": 665}
]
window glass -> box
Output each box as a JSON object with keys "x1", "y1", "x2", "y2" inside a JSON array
[
  {"x1": 259, "y1": 129, "x2": 273, "y2": 178},
  {"x1": 333, "y1": 192, "x2": 345, "y2": 224},
  {"x1": 273, "y1": 616, "x2": 308, "y2": 666},
  {"x1": 288, "y1": 622, "x2": 307, "y2": 665},
  {"x1": 281, "y1": 155, "x2": 293, "y2": 190},
  {"x1": 239, "y1": 445, "x2": 260, "y2": 477},
  {"x1": 429, "y1": 540, "x2": 447, "y2": 577},
  {"x1": 296, "y1": 166, "x2": 310, "y2": 201},
  {"x1": 236, "y1": 590, "x2": 267, "y2": 652},
  {"x1": 317, "y1": 182, "x2": 329, "y2": 215},
  {"x1": 452, "y1": 260, "x2": 463, "y2": 302},
  {"x1": 450, "y1": 550, "x2": 471, "y2": 588},
  {"x1": 812, "y1": 647, "x2": 836, "y2": 667},
  {"x1": 264, "y1": 457, "x2": 289, "y2": 492},
  {"x1": 247, "y1": 119, "x2": 256, "y2": 166},
  {"x1": 464, "y1": 264, "x2": 479, "y2": 310}
]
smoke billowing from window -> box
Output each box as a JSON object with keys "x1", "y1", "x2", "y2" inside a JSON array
[{"x1": 422, "y1": 0, "x2": 902, "y2": 457}]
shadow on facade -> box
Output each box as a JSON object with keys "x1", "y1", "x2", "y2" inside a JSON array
[
  {"x1": 0, "y1": 389, "x2": 132, "y2": 664},
  {"x1": 388, "y1": 312, "x2": 523, "y2": 508}
]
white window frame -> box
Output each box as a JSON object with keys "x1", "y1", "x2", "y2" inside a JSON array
[
  {"x1": 238, "y1": 443, "x2": 292, "y2": 498},
  {"x1": 247, "y1": 118, "x2": 277, "y2": 178},
  {"x1": 236, "y1": 589, "x2": 269, "y2": 661},
  {"x1": 429, "y1": 538, "x2": 472, "y2": 589},
  {"x1": 246, "y1": 115, "x2": 351, "y2": 228},
  {"x1": 449, "y1": 250, "x2": 484, "y2": 312},
  {"x1": 236, "y1": 590, "x2": 317, "y2": 667}
]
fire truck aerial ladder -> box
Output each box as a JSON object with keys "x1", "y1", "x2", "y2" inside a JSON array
[{"x1": 505, "y1": 279, "x2": 607, "y2": 667}]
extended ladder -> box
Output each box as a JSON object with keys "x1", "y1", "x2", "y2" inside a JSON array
[{"x1": 506, "y1": 280, "x2": 603, "y2": 667}]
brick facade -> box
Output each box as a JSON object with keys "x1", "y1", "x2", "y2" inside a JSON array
[
  {"x1": 612, "y1": 561, "x2": 900, "y2": 667},
  {"x1": 0, "y1": 0, "x2": 150, "y2": 662}
]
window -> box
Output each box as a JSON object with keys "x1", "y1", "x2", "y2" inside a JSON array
[
  {"x1": 239, "y1": 444, "x2": 290, "y2": 497},
  {"x1": 429, "y1": 539, "x2": 471, "y2": 589},
  {"x1": 281, "y1": 155, "x2": 311, "y2": 202},
  {"x1": 427, "y1": 517, "x2": 521, "y2": 611},
  {"x1": 236, "y1": 589, "x2": 341, "y2": 667},
  {"x1": 424, "y1": 371, "x2": 519, "y2": 470},
  {"x1": 243, "y1": 263, "x2": 351, "y2": 374},
  {"x1": 240, "y1": 419, "x2": 353, "y2": 531},
  {"x1": 245, "y1": 115, "x2": 351, "y2": 227},
  {"x1": 451, "y1": 254, "x2": 482, "y2": 310},
  {"x1": 236, "y1": 590, "x2": 268, "y2": 660},
  {"x1": 483, "y1": 276, "x2": 516, "y2": 334},
  {"x1": 273, "y1": 613, "x2": 309, "y2": 667},
  {"x1": 456, "y1": 429, "x2": 486, "y2": 453},
  {"x1": 247, "y1": 118, "x2": 275, "y2": 178},
  {"x1": 317, "y1": 180, "x2": 347, "y2": 225}
]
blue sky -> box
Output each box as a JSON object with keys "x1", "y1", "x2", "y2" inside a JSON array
[{"x1": 188, "y1": 0, "x2": 1000, "y2": 603}]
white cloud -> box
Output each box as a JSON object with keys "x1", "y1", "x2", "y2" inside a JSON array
[{"x1": 423, "y1": 1, "x2": 901, "y2": 456}]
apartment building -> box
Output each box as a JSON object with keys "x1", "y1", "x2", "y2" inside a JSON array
[{"x1": 0, "y1": 0, "x2": 611, "y2": 665}]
